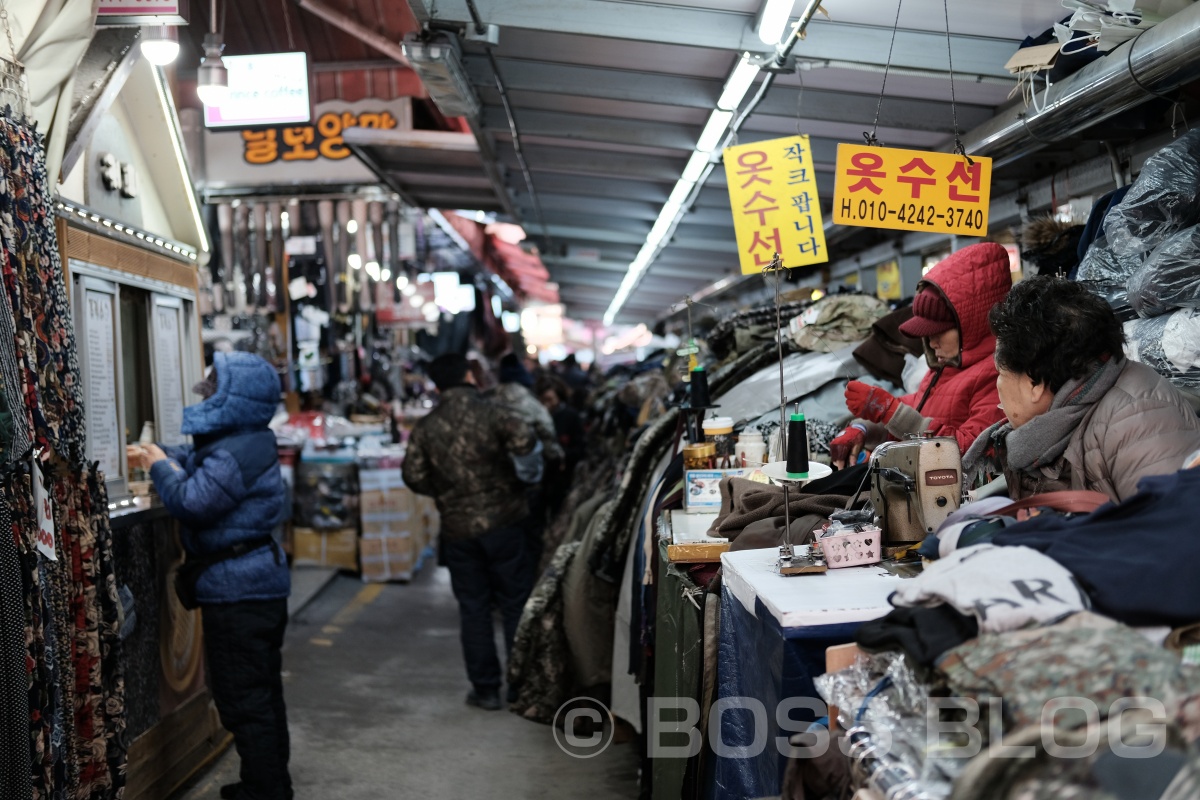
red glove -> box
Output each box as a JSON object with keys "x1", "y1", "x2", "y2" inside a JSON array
[
  {"x1": 844, "y1": 380, "x2": 901, "y2": 424},
  {"x1": 829, "y1": 425, "x2": 866, "y2": 468}
]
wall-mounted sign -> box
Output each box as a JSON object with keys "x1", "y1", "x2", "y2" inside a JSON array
[
  {"x1": 80, "y1": 282, "x2": 123, "y2": 482},
  {"x1": 203, "y1": 99, "x2": 407, "y2": 188},
  {"x1": 723, "y1": 135, "x2": 828, "y2": 275},
  {"x1": 833, "y1": 144, "x2": 993, "y2": 236},
  {"x1": 151, "y1": 296, "x2": 187, "y2": 447},
  {"x1": 240, "y1": 107, "x2": 400, "y2": 165},
  {"x1": 97, "y1": 0, "x2": 188, "y2": 24},
  {"x1": 205, "y1": 52, "x2": 312, "y2": 129}
]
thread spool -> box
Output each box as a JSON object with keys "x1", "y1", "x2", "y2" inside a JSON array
[
  {"x1": 689, "y1": 365, "x2": 712, "y2": 408},
  {"x1": 786, "y1": 410, "x2": 810, "y2": 479}
]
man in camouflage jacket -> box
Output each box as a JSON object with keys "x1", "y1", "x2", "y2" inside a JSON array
[{"x1": 403, "y1": 353, "x2": 543, "y2": 710}]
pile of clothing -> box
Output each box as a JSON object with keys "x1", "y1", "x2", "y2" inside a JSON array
[{"x1": 798, "y1": 460, "x2": 1200, "y2": 800}]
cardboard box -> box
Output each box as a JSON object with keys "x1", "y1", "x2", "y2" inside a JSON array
[
  {"x1": 359, "y1": 468, "x2": 406, "y2": 492},
  {"x1": 361, "y1": 519, "x2": 416, "y2": 539},
  {"x1": 293, "y1": 527, "x2": 358, "y2": 571},
  {"x1": 684, "y1": 468, "x2": 747, "y2": 511},
  {"x1": 360, "y1": 535, "x2": 417, "y2": 582},
  {"x1": 359, "y1": 487, "x2": 417, "y2": 520}
]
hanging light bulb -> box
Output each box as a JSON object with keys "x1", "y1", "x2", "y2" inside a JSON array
[
  {"x1": 380, "y1": 268, "x2": 392, "y2": 282},
  {"x1": 348, "y1": 253, "x2": 362, "y2": 270},
  {"x1": 347, "y1": 220, "x2": 359, "y2": 234},
  {"x1": 396, "y1": 274, "x2": 409, "y2": 290},
  {"x1": 401, "y1": 283, "x2": 417, "y2": 297},
  {"x1": 196, "y1": 1, "x2": 229, "y2": 107},
  {"x1": 141, "y1": 25, "x2": 180, "y2": 66},
  {"x1": 409, "y1": 294, "x2": 424, "y2": 308}
]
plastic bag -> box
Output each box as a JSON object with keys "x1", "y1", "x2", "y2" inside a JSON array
[
  {"x1": 1105, "y1": 128, "x2": 1200, "y2": 259},
  {"x1": 1127, "y1": 224, "x2": 1200, "y2": 317},
  {"x1": 1124, "y1": 311, "x2": 1200, "y2": 389}
]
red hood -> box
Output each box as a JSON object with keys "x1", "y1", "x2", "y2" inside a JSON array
[{"x1": 918, "y1": 242, "x2": 1012, "y2": 369}]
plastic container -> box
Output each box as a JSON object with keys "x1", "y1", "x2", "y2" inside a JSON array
[
  {"x1": 735, "y1": 430, "x2": 767, "y2": 468},
  {"x1": 817, "y1": 523, "x2": 883, "y2": 568},
  {"x1": 703, "y1": 416, "x2": 736, "y2": 467},
  {"x1": 683, "y1": 442, "x2": 717, "y2": 471}
]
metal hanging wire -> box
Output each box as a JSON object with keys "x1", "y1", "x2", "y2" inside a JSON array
[
  {"x1": 0, "y1": 0, "x2": 30, "y2": 121},
  {"x1": 763, "y1": 252, "x2": 793, "y2": 537},
  {"x1": 865, "y1": 0, "x2": 904, "y2": 147},
  {"x1": 942, "y1": 0, "x2": 973, "y2": 163}
]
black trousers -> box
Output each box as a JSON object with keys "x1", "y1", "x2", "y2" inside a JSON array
[
  {"x1": 202, "y1": 598, "x2": 292, "y2": 800},
  {"x1": 441, "y1": 522, "x2": 532, "y2": 691}
]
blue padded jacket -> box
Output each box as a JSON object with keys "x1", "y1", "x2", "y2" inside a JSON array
[{"x1": 150, "y1": 352, "x2": 289, "y2": 604}]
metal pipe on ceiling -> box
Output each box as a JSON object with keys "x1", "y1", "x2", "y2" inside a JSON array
[
  {"x1": 963, "y1": 1, "x2": 1200, "y2": 166},
  {"x1": 293, "y1": 0, "x2": 410, "y2": 67}
]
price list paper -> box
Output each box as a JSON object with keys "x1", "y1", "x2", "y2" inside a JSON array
[
  {"x1": 84, "y1": 289, "x2": 122, "y2": 479},
  {"x1": 833, "y1": 144, "x2": 993, "y2": 236},
  {"x1": 153, "y1": 303, "x2": 186, "y2": 446},
  {"x1": 723, "y1": 135, "x2": 828, "y2": 274}
]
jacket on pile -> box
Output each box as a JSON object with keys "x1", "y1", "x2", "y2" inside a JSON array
[
  {"x1": 150, "y1": 351, "x2": 289, "y2": 605},
  {"x1": 490, "y1": 382, "x2": 565, "y2": 464},
  {"x1": 885, "y1": 246, "x2": 1011, "y2": 453},
  {"x1": 402, "y1": 385, "x2": 537, "y2": 539},
  {"x1": 1004, "y1": 359, "x2": 1200, "y2": 501}
]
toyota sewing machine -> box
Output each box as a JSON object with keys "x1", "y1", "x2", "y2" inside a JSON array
[{"x1": 868, "y1": 435, "x2": 963, "y2": 551}]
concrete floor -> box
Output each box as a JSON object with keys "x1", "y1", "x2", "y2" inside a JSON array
[{"x1": 174, "y1": 566, "x2": 641, "y2": 799}]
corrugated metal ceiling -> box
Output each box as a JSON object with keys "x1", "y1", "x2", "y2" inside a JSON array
[{"x1": 189, "y1": 0, "x2": 1109, "y2": 321}]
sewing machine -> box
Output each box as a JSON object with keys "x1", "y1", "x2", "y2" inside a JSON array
[{"x1": 869, "y1": 435, "x2": 963, "y2": 548}]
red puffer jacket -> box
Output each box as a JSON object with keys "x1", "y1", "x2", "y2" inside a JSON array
[{"x1": 889, "y1": 243, "x2": 1012, "y2": 453}]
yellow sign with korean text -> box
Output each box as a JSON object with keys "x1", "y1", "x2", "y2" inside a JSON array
[
  {"x1": 723, "y1": 135, "x2": 827, "y2": 275},
  {"x1": 833, "y1": 144, "x2": 992, "y2": 236}
]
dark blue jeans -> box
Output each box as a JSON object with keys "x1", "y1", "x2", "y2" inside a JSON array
[
  {"x1": 202, "y1": 598, "x2": 292, "y2": 800},
  {"x1": 442, "y1": 522, "x2": 532, "y2": 691}
]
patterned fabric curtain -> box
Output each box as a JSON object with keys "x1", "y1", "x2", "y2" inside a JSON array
[{"x1": 0, "y1": 112, "x2": 126, "y2": 799}]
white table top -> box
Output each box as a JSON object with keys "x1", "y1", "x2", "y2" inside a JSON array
[{"x1": 721, "y1": 547, "x2": 900, "y2": 629}]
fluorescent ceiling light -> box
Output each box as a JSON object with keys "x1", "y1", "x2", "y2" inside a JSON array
[
  {"x1": 696, "y1": 110, "x2": 734, "y2": 153},
  {"x1": 667, "y1": 180, "x2": 694, "y2": 209},
  {"x1": 681, "y1": 151, "x2": 710, "y2": 184},
  {"x1": 718, "y1": 53, "x2": 759, "y2": 111},
  {"x1": 758, "y1": 0, "x2": 793, "y2": 45}
]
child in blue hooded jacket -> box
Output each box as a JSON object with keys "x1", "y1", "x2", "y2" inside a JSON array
[{"x1": 131, "y1": 351, "x2": 292, "y2": 800}]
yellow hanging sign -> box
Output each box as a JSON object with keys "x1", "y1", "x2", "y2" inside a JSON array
[
  {"x1": 723, "y1": 135, "x2": 828, "y2": 275},
  {"x1": 832, "y1": 144, "x2": 993, "y2": 236}
]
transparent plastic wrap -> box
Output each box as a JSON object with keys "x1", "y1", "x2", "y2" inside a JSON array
[
  {"x1": 1124, "y1": 310, "x2": 1200, "y2": 389},
  {"x1": 1079, "y1": 279, "x2": 1138, "y2": 322},
  {"x1": 1105, "y1": 128, "x2": 1200, "y2": 260},
  {"x1": 1127, "y1": 224, "x2": 1200, "y2": 318},
  {"x1": 1077, "y1": 233, "x2": 1139, "y2": 285},
  {"x1": 814, "y1": 652, "x2": 966, "y2": 799}
]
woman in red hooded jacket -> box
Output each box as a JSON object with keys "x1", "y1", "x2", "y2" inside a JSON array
[{"x1": 829, "y1": 242, "x2": 1012, "y2": 467}]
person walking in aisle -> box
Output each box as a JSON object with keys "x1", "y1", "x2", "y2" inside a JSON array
[
  {"x1": 489, "y1": 352, "x2": 564, "y2": 581},
  {"x1": 402, "y1": 353, "x2": 544, "y2": 710},
  {"x1": 128, "y1": 352, "x2": 291, "y2": 800}
]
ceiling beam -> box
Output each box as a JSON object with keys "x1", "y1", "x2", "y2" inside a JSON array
[
  {"x1": 496, "y1": 143, "x2": 683, "y2": 182},
  {"x1": 467, "y1": 56, "x2": 995, "y2": 134},
  {"x1": 483, "y1": 106, "x2": 695, "y2": 151},
  {"x1": 408, "y1": 0, "x2": 1020, "y2": 77}
]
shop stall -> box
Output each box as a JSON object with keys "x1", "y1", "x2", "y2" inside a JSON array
[{"x1": 52, "y1": 52, "x2": 221, "y2": 800}]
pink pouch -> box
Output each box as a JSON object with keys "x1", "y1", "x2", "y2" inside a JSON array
[{"x1": 817, "y1": 525, "x2": 882, "y2": 568}]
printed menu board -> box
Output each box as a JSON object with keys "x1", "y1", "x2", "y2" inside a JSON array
[
  {"x1": 152, "y1": 299, "x2": 186, "y2": 446},
  {"x1": 84, "y1": 287, "x2": 122, "y2": 479}
]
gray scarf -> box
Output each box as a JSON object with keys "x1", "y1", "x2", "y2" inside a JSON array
[{"x1": 964, "y1": 358, "x2": 1125, "y2": 481}]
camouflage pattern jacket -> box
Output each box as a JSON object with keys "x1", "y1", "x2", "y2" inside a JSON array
[
  {"x1": 489, "y1": 382, "x2": 565, "y2": 464},
  {"x1": 402, "y1": 386, "x2": 537, "y2": 539}
]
